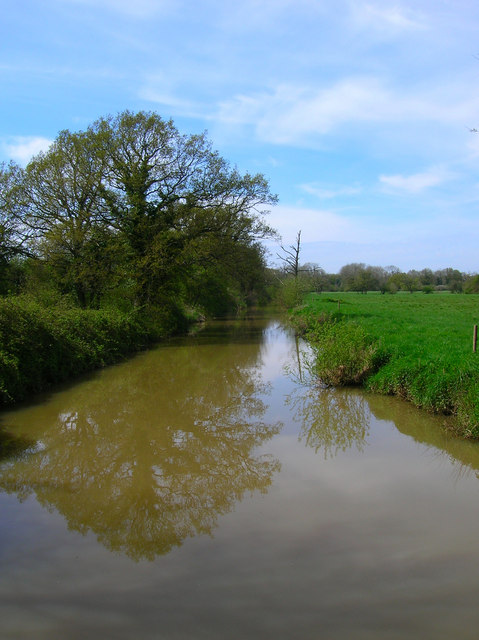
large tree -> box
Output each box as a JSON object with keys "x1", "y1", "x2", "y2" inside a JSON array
[
  {"x1": 12, "y1": 111, "x2": 277, "y2": 311},
  {"x1": 20, "y1": 128, "x2": 123, "y2": 307},
  {"x1": 94, "y1": 110, "x2": 277, "y2": 306},
  {"x1": 0, "y1": 162, "x2": 33, "y2": 292}
]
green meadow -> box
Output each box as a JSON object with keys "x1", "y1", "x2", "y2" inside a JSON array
[{"x1": 291, "y1": 292, "x2": 479, "y2": 439}]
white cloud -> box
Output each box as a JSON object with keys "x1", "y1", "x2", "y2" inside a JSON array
[
  {"x1": 139, "y1": 74, "x2": 213, "y2": 120},
  {"x1": 2, "y1": 136, "x2": 53, "y2": 165},
  {"x1": 269, "y1": 205, "x2": 358, "y2": 244},
  {"x1": 266, "y1": 206, "x2": 479, "y2": 272},
  {"x1": 300, "y1": 183, "x2": 362, "y2": 199},
  {"x1": 218, "y1": 79, "x2": 389, "y2": 143},
  {"x1": 350, "y1": 2, "x2": 427, "y2": 31},
  {"x1": 217, "y1": 77, "x2": 479, "y2": 146},
  {"x1": 139, "y1": 85, "x2": 195, "y2": 112},
  {"x1": 379, "y1": 167, "x2": 452, "y2": 193}
]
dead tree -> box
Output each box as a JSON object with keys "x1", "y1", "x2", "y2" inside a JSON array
[{"x1": 277, "y1": 230, "x2": 302, "y2": 278}]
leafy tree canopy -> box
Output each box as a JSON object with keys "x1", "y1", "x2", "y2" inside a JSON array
[{"x1": 1, "y1": 111, "x2": 278, "y2": 310}]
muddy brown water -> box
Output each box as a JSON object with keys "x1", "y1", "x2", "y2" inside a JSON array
[{"x1": 1, "y1": 312, "x2": 479, "y2": 639}]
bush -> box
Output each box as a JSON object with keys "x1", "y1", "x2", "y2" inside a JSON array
[
  {"x1": 276, "y1": 277, "x2": 309, "y2": 309},
  {"x1": 0, "y1": 295, "x2": 177, "y2": 405},
  {"x1": 464, "y1": 275, "x2": 479, "y2": 294}
]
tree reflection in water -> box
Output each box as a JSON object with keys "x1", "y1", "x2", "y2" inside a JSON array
[
  {"x1": 287, "y1": 386, "x2": 371, "y2": 458},
  {"x1": 285, "y1": 335, "x2": 371, "y2": 458},
  {"x1": 0, "y1": 428, "x2": 34, "y2": 462},
  {"x1": 0, "y1": 332, "x2": 282, "y2": 561}
]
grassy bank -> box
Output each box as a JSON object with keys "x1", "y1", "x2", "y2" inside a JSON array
[
  {"x1": 0, "y1": 295, "x2": 188, "y2": 405},
  {"x1": 291, "y1": 292, "x2": 479, "y2": 439}
]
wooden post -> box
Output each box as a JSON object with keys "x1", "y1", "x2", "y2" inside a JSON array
[{"x1": 474, "y1": 325, "x2": 477, "y2": 353}]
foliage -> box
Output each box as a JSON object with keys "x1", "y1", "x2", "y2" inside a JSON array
[
  {"x1": 20, "y1": 129, "x2": 117, "y2": 307},
  {"x1": 0, "y1": 295, "x2": 174, "y2": 405},
  {"x1": 271, "y1": 261, "x2": 471, "y2": 297},
  {"x1": 0, "y1": 112, "x2": 280, "y2": 405},
  {"x1": 0, "y1": 111, "x2": 277, "y2": 314},
  {"x1": 276, "y1": 275, "x2": 310, "y2": 309},
  {"x1": 291, "y1": 292, "x2": 479, "y2": 438},
  {"x1": 464, "y1": 274, "x2": 479, "y2": 294},
  {"x1": 0, "y1": 162, "x2": 33, "y2": 293},
  {"x1": 92, "y1": 110, "x2": 277, "y2": 307}
]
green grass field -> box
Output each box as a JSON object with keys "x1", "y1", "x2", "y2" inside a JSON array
[{"x1": 292, "y1": 292, "x2": 479, "y2": 438}]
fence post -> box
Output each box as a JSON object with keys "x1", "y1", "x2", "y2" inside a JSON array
[{"x1": 474, "y1": 325, "x2": 477, "y2": 353}]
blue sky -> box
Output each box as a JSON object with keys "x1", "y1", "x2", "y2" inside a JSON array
[{"x1": 2, "y1": 0, "x2": 479, "y2": 273}]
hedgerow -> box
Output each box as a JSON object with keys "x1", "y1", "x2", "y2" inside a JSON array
[{"x1": 0, "y1": 295, "x2": 180, "y2": 404}]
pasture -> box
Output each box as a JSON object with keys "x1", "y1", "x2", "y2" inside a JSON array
[{"x1": 292, "y1": 292, "x2": 479, "y2": 438}]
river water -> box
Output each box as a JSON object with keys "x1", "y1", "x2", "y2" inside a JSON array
[{"x1": 2, "y1": 312, "x2": 479, "y2": 639}]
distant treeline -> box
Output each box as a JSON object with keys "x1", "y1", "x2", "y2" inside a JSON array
[{"x1": 272, "y1": 262, "x2": 478, "y2": 295}]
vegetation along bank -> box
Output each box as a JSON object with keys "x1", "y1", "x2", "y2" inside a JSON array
[
  {"x1": 0, "y1": 110, "x2": 278, "y2": 404},
  {"x1": 291, "y1": 292, "x2": 479, "y2": 439}
]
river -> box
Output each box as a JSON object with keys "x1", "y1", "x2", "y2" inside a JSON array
[{"x1": 1, "y1": 312, "x2": 479, "y2": 639}]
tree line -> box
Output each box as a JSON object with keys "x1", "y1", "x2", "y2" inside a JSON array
[
  {"x1": 0, "y1": 111, "x2": 278, "y2": 317},
  {"x1": 273, "y1": 261, "x2": 478, "y2": 296}
]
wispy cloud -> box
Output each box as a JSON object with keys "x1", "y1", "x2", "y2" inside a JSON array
[
  {"x1": 466, "y1": 131, "x2": 479, "y2": 157},
  {"x1": 217, "y1": 77, "x2": 479, "y2": 146},
  {"x1": 57, "y1": 0, "x2": 176, "y2": 18},
  {"x1": 139, "y1": 87, "x2": 197, "y2": 114},
  {"x1": 0, "y1": 61, "x2": 125, "y2": 82},
  {"x1": 2, "y1": 137, "x2": 53, "y2": 165},
  {"x1": 2, "y1": 0, "x2": 479, "y2": 272},
  {"x1": 350, "y1": 2, "x2": 427, "y2": 32},
  {"x1": 269, "y1": 205, "x2": 357, "y2": 244},
  {"x1": 379, "y1": 167, "x2": 453, "y2": 193},
  {"x1": 269, "y1": 203, "x2": 478, "y2": 272},
  {"x1": 138, "y1": 74, "x2": 209, "y2": 119},
  {"x1": 300, "y1": 183, "x2": 362, "y2": 199}
]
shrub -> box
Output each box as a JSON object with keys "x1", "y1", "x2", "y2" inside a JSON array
[
  {"x1": 276, "y1": 277, "x2": 309, "y2": 310},
  {"x1": 0, "y1": 295, "x2": 172, "y2": 405},
  {"x1": 464, "y1": 275, "x2": 479, "y2": 294}
]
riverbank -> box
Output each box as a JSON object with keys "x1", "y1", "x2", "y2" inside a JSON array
[
  {"x1": 291, "y1": 292, "x2": 479, "y2": 439},
  {"x1": 0, "y1": 295, "x2": 190, "y2": 405}
]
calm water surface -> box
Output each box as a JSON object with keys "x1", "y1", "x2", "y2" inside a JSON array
[{"x1": 2, "y1": 313, "x2": 479, "y2": 638}]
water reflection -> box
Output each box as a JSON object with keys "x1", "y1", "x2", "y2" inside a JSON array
[
  {"x1": 0, "y1": 323, "x2": 282, "y2": 561},
  {"x1": 288, "y1": 386, "x2": 370, "y2": 458},
  {"x1": 290, "y1": 356, "x2": 479, "y2": 483},
  {"x1": 0, "y1": 428, "x2": 33, "y2": 461},
  {"x1": 367, "y1": 393, "x2": 479, "y2": 481}
]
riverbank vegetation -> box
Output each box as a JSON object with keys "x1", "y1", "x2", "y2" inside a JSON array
[
  {"x1": 0, "y1": 110, "x2": 277, "y2": 404},
  {"x1": 0, "y1": 295, "x2": 157, "y2": 404},
  {"x1": 290, "y1": 292, "x2": 479, "y2": 439}
]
